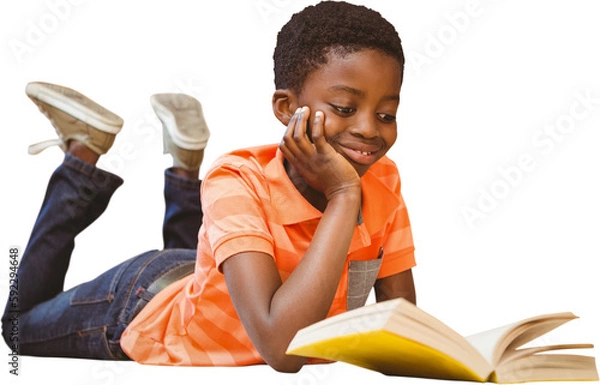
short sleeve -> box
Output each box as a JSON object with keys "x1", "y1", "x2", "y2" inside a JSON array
[{"x1": 200, "y1": 159, "x2": 275, "y2": 272}]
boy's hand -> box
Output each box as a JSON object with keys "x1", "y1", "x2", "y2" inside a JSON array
[{"x1": 280, "y1": 107, "x2": 361, "y2": 201}]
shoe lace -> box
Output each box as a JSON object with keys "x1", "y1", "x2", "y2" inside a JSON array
[{"x1": 28, "y1": 138, "x2": 65, "y2": 155}]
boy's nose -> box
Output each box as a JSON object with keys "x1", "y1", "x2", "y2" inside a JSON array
[{"x1": 349, "y1": 114, "x2": 379, "y2": 138}]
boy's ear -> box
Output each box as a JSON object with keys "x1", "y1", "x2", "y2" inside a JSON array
[{"x1": 272, "y1": 89, "x2": 298, "y2": 125}]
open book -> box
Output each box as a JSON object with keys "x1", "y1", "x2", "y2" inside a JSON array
[{"x1": 286, "y1": 298, "x2": 598, "y2": 383}]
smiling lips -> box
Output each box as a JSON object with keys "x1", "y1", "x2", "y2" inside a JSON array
[{"x1": 340, "y1": 145, "x2": 380, "y2": 165}]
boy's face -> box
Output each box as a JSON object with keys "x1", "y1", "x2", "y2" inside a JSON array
[{"x1": 294, "y1": 48, "x2": 402, "y2": 177}]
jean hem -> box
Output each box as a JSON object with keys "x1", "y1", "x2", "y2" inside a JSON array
[
  {"x1": 63, "y1": 152, "x2": 124, "y2": 189},
  {"x1": 165, "y1": 167, "x2": 201, "y2": 190}
]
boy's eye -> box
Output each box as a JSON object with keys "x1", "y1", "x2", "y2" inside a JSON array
[
  {"x1": 377, "y1": 113, "x2": 396, "y2": 122},
  {"x1": 333, "y1": 105, "x2": 356, "y2": 115}
]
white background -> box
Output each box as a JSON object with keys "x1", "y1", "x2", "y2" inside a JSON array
[{"x1": 1, "y1": 0, "x2": 599, "y2": 384}]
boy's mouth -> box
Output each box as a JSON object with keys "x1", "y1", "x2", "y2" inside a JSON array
[{"x1": 339, "y1": 145, "x2": 380, "y2": 165}]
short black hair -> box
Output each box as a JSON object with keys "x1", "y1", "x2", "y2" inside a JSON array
[{"x1": 273, "y1": 1, "x2": 404, "y2": 93}]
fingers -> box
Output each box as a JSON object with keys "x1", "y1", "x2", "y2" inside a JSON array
[
  {"x1": 293, "y1": 107, "x2": 312, "y2": 149},
  {"x1": 310, "y1": 110, "x2": 328, "y2": 153},
  {"x1": 280, "y1": 107, "x2": 314, "y2": 161}
]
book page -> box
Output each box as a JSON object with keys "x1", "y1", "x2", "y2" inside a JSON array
[
  {"x1": 465, "y1": 322, "x2": 519, "y2": 365},
  {"x1": 465, "y1": 313, "x2": 578, "y2": 367},
  {"x1": 500, "y1": 344, "x2": 595, "y2": 364}
]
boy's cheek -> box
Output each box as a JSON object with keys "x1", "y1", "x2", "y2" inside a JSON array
[
  {"x1": 319, "y1": 112, "x2": 338, "y2": 140},
  {"x1": 306, "y1": 107, "x2": 337, "y2": 142}
]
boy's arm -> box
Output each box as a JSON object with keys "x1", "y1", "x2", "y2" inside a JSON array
[
  {"x1": 374, "y1": 268, "x2": 416, "y2": 304},
  {"x1": 222, "y1": 108, "x2": 361, "y2": 373}
]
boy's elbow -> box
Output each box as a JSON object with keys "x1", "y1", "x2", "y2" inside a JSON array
[
  {"x1": 246, "y1": 324, "x2": 307, "y2": 372},
  {"x1": 260, "y1": 347, "x2": 306, "y2": 373},
  {"x1": 269, "y1": 360, "x2": 304, "y2": 373}
]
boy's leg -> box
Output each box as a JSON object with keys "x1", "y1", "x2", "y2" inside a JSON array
[
  {"x1": 163, "y1": 169, "x2": 203, "y2": 249},
  {"x1": 2, "y1": 81, "x2": 125, "y2": 351},
  {"x1": 10, "y1": 154, "x2": 123, "y2": 315},
  {"x1": 151, "y1": 93, "x2": 210, "y2": 249},
  {"x1": 5, "y1": 248, "x2": 195, "y2": 359},
  {"x1": 7, "y1": 81, "x2": 124, "y2": 315}
]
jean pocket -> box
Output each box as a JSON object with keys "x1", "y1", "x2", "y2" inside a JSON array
[
  {"x1": 70, "y1": 260, "x2": 130, "y2": 305},
  {"x1": 347, "y1": 257, "x2": 383, "y2": 311},
  {"x1": 130, "y1": 260, "x2": 195, "y2": 320}
]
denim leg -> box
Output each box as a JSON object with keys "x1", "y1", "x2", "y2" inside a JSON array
[
  {"x1": 7, "y1": 153, "x2": 123, "y2": 316},
  {"x1": 5, "y1": 248, "x2": 196, "y2": 359},
  {"x1": 162, "y1": 168, "x2": 203, "y2": 249},
  {"x1": 2, "y1": 158, "x2": 200, "y2": 359}
]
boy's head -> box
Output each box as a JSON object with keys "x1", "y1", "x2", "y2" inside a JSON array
[
  {"x1": 273, "y1": 1, "x2": 404, "y2": 93},
  {"x1": 273, "y1": 2, "x2": 404, "y2": 178}
]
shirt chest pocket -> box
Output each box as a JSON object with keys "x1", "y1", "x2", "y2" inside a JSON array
[{"x1": 346, "y1": 247, "x2": 383, "y2": 311}]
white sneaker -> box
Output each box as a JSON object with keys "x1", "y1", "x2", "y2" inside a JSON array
[
  {"x1": 26, "y1": 82, "x2": 123, "y2": 155},
  {"x1": 150, "y1": 93, "x2": 210, "y2": 171}
]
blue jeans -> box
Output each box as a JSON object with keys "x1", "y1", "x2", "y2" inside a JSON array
[{"x1": 2, "y1": 153, "x2": 202, "y2": 359}]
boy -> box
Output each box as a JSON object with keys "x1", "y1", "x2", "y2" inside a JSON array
[{"x1": 3, "y1": 1, "x2": 416, "y2": 373}]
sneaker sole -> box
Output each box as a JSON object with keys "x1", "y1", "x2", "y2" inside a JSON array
[
  {"x1": 150, "y1": 94, "x2": 210, "y2": 150},
  {"x1": 26, "y1": 82, "x2": 123, "y2": 134}
]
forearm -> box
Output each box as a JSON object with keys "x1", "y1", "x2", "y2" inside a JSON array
[
  {"x1": 375, "y1": 269, "x2": 416, "y2": 304},
  {"x1": 271, "y1": 192, "x2": 360, "y2": 326}
]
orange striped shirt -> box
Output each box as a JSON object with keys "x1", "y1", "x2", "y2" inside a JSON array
[{"x1": 120, "y1": 144, "x2": 415, "y2": 365}]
